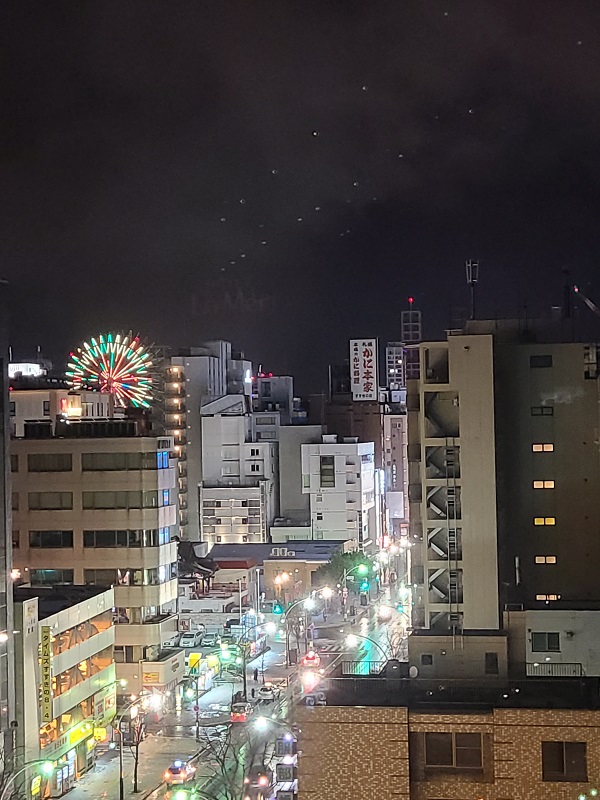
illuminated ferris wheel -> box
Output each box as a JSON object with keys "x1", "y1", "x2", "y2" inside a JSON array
[{"x1": 66, "y1": 332, "x2": 154, "y2": 408}]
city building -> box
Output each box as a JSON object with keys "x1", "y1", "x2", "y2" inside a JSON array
[
  {"x1": 407, "y1": 319, "x2": 600, "y2": 634},
  {"x1": 9, "y1": 379, "x2": 112, "y2": 438},
  {"x1": 401, "y1": 304, "x2": 422, "y2": 380},
  {"x1": 278, "y1": 425, "x2": 323, "y2": 524},
  {"x1": 11, "y1": 418, "x2": 183, "y2": 695},
  {"x1": 199, "y1": 413, "x2": 278, "y2": 546},
  {"x1": 385, "y1": 341, "x2": 405, "y2": 389},
  {"x1": 252, "y1": 375, "x2": 294, "y2": 425},
  {"x1": 13, "y1": 586, "x2": 115, "y2": 796},
  {"x1": 0, "y1": 281, "x2": 14, "y2": 771},
  {"x1": 383, "y1": 412, "x2": 408, "y2": 540},
  {"x1": 297, "y1": 676, "x2": 600, "y2": 800},
  {"x1": 301, "y1": 435, "x2": 376, "y2": 550},
  {"x1": 158, "y1": 341, "x2": 253, "y2": 541}
]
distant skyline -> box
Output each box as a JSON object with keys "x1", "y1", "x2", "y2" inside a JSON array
[{"x1": 4, "y1": 2, "x2": 600, "y2": 393}]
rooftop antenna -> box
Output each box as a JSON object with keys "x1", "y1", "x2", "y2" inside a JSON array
[
  {"x1": 562, "y1": 267, "x2": 572, "y2": 319},
  {"x1": 465, "y1": 260, "x2": 479, "y2": 320}
]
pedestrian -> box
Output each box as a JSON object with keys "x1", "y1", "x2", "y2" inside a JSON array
[
  {"x1": 251, "y1": 687, "x2": 255, "y2": 699},
  {"x1": 253, "y1": 668, "x2": 259, "y2": 682},
  {"x1": 323, "y1": 611, "x2": 327, "y2": 622}
]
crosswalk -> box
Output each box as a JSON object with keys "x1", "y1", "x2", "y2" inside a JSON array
[{"x1": 317, "y1": 643, "x2": 366, "y2": 655}]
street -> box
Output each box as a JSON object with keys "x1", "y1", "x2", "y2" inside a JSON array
[{"x1": 69, "y1": 593, "x2": 404, "y2": 799}]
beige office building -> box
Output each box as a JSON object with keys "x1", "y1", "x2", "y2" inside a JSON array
[{"x1": 12, "y1": 419, "x2": 184, "y2": 695}]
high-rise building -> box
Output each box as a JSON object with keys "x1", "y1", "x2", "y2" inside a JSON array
[
  {"x1": 385, "y1": 342, "x2": 405, "y2": 389},
  {"x1": 301, "y1": 435, "x2": 376, "y2": 551},
  {"x1": 0, "y1": 281, "x2": 14, "y2": 771},
  {"x1": 11, "y1": 418, "x2": 183, "y2": 696},
  {"x1": 401, "y1": 305, "x2": 422, "y2": 381},
  {"x1": 158, "y1": 342, "x2": 252, "y2": 541},
  {"x1": 199, "y1": 414, "x2": 278, "y2": 546},
  {"x1": 408, "y1": 319, "x2": 600, "y2": 633}
]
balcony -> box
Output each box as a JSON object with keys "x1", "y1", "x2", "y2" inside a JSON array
[{"x1": 114, "y1": 613, "x2": 178, "y2": 648}]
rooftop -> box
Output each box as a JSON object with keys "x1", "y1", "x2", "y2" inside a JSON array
[
  {"x1": 205, "y1": 540, "x2": 346, "y2": 564},
  {"x1": 322, "y1": 666, "x2": 600, "y2": 711},
  {"x1": 14, "y1": 585, "x2": 112, "y2": 619}
]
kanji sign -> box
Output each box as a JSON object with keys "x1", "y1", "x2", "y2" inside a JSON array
[
  {"x1": 41, "y1": 625, "x2": 53, "y2": 723},
  {"x1": 350, "y1": 338, "x2": 378, "y2": 401}
]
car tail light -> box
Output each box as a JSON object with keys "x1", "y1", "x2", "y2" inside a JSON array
[{"x1": 164, "y1": 771, "x2": 171, "y2": 780}]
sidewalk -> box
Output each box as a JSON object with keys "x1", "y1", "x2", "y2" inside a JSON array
[{"x1": 68, "y1": 731, "x2": 201, "y2": 800}]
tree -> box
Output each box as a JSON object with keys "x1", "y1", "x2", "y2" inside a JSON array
[{"x1": 312, "y1": 551, "x2": 373, "y2": 589}]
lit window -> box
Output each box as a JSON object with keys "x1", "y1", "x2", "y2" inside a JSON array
[
  {"x1": 535, "y1": 556, "x2": 557, "y2": 564},
  {"x1": 536, "y1": 594, "x2": 560, "y2": 601},
  {"x1": 533, "y1": 480, "x2": 555, "y2": 489},
  {"x1": 534, "y1": 517, "x2": 556, "y2": 526},
  {"x1": 533, "y1": 443, "x2": 554, "y2": 452}
]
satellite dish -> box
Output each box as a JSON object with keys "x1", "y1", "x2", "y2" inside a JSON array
[{"x1": 409, "y1": 665, "x2": 419, "y2": 678}]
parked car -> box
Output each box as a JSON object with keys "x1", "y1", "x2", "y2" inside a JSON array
[
  {"x1": 257, "y1": 683, "x2": 281, "y2": 702},
  {"x1": 164, "y1": 760, "x2": 196, "y2": 785},
  {"x1": 230, "y1": 702, "x2": 253, "y2": 723},
  {"x1": 180, "y1": 630, "x2": 204, "y2": 648},
  {"x1": 202, "y1": 632, "x2": 220, "y2": 648}
]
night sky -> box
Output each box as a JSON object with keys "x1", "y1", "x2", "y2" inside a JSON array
[{"x1": 4, "y1": 1, "x2": 600, "y2": 393}]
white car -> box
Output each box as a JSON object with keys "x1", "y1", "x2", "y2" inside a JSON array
[
  {"x1": 180, "y1": 630, "x2": 203, "y2": 648},
  {"x1": 258, "y1": 684, "x2": 281, "y2": 702}
]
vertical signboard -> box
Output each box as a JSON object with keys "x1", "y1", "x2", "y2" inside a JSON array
[
  {"x1": 350, "y1": 339, "x2": 378, "y2": 401},
  {"x1": 40, "y1": 626, "x2": 53, "y2": 723}
]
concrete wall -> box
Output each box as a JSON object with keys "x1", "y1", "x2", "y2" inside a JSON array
[
  {"x1": 408, "y1": 633, "x2": 508, "y2": 679},
  {"x1": 523, "y1": 610, "x2": 600, "y2": 675},
  {"x1": 278, "y1": 425, "x2": 322, "y2": 519}
]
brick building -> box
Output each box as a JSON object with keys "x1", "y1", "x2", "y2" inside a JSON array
[{"x1": 297, "y1": 678, "x2": 600, "y2": 800}]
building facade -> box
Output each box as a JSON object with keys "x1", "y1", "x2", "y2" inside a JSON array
[
  {"x1": 408, "y1": 321, "x2": 600, "y2": 633},
  {"x1": 298, "y1": 702, "x2": 600, "y2": 800},
  {"x1": 11, "y1": 421, "x2": 182, "y2": 695},
  {"x1": 14, "y1": 586, "x2": 115, "y2": 798},
  {"x1": 301, "y1": 436, "x2": 376, "y2": 550}
]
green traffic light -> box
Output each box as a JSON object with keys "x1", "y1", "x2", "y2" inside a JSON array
[
  {"x1": 357, "y1": 564, "x2": 369, "y2": 576},
  {"x1": 360, "y1": 580, "x2": 370, "y2": 591},
  {"x1": 396, "y1": 603, "x2": 404, "y2": 612},
  {"x1": 273, "y1": 603, "x2": 283, "y2": 615}
]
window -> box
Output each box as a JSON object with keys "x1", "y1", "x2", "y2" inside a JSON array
[
  {"x1": 316, "y1": 513, "x2": 323, "y2": 521},
  {"x1": 84, "y1": 569, "x2": 118, "y2": 586},
  {"x1": 12, "y1": 492, "x2": 18, "y2": 511},
  {"x1": 10, "y1": 455, "x2": 17, "y2": 473},
  {"x1": 536, "y1": 594, "x2": 560, "y2": 601},
  {"x1": 28, "y1": 453, "x2": 72, "y2": 472},
  {"x1": 535, "y1": 555, "x2": 557, "y2": 564},
  {"x1": 30, "y1": 569, "x2": 74, "y2": 585},
  {"x1": 421, "y1": 654, "x2": 433, "y2": 666},
  {"x1": 82, "y1": 491, "x2": 158, "y2": 509},
  {"x1": 9, "y1": 401, "x2": 15, "y2": 416},
  {"x1": 425, "y1": 732, "x2": 482, "y2": 769},
  {"x1": 43, "y1": 400, "x2": 50, "y2": 416},
  {"x1": 162, "y1": 489, "x2": 170, "y2": 506},
  {"x1": 261, "y1": 381, "x2": 271, "y2": 397},
  {"x1": 542, "y1": 741, "x2": 587, "y2": 781},
  {"x1": 532, "y1": 406, "x2": 554, "y2": 416},
  {"x1": 29, "y1": 492, "x2": 72, "y2": 510},
  {"x1": 532, "y1": 632, "x2": 560, "y2": 652},
  {"x1": 530, "y1": 354, "x2": 553, "y2": 368},
  {"x1": 319, "y1": 456, "x2": 335, "y2": 488},
  {"x1": 315, "y1": 531, "x2": 323, "y2": 539},
  {"x1": 534, "y1": 517, "x2": 556, "y2": 526},
  {"x1": 29, "y1": 530, "x2": 73, "y2": 548},
  {"x1": 83, "y1": 530, "x2": 157, "y2": 547},
  {"x1": 484, "y1": 652, "x2": 499, "y2": 675},
  {"x1": 533, "y1": 480, "x2": 555, "y2": 489},
  {"x1": 82, "y1": 452, "x2": 158, "y2": 471},
  {"x1": 114, "y1": 645, "x2": 136, "y2": 663},
  {"x1": 303, "y1": 475, "x2": 310, "y2": 488},
  {"x1": 256, "y1": 416, "x2": 275, "y2": 425},
  {"x1": 250, "y1": 464, "x2": 260, "y2": 473},
  {"x1": 532, "y1": 443, "x2": 554, "y2": 452},
  {"x1": 12, "y1": 530, "x2": 19, "y2": 549},
  {"x1": 250, "y1": 448, "x2": 260, "y2": 457}
]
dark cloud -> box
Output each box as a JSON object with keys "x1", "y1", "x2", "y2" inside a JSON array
[{"x1": 3, "y1": 1, "x2": 600, "y2": 391}]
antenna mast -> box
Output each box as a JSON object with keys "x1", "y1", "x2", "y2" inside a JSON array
[{"x1": 465, "y1": 260, "x2": 480, "y2": 320}]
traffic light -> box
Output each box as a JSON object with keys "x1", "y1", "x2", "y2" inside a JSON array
[
  {"x1": 273, "y1": 602, "x2": 283, "y2": 615},
  {"x1": 357, "y1": 564, "x2": 369, "y2": 576},
  {"x1": 396, "y1": 603, "x2": 404, "y2": 613},
  {"x1": 220, "y1": 644, "x2": 232, "y2": 662},
  {"x1": 360, "y1": 580, "x2": 370, "y2": 592}
]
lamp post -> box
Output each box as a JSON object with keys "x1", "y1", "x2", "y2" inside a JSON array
[
  {"x1": 281, "y1": 597, "x2": 316, "y2": 667},
  {"x1": 226, "y1": 620, "x2": 277, "y2": 702},
  {"x1": 0, "y1": 760, "x2": 54, "y2": 800},
  {"x1": 116, "y1": 694, "x2": 150, "y2": 800}
]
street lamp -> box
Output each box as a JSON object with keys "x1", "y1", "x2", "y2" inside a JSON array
[
  {"x1": 0, "y1": 761, "x2": 54, "y2": 800},
  {"x1": 282, "y1": 597, "x2": 316, "y2": 667},
  {"x1": 345, "y1": 632, "x2": 389, "y2": 661},
  {"x1": 116, "y1": 693, "x2": 157, "y2": 800}
]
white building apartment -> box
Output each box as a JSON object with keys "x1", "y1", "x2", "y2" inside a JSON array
[
  {"x1": 9, "y1": 385, "x2": 112, "y2": 437},
  {"x1": 14, "y1": 586, "x2": 115, "y2": 796},
  {"x1": 383, "y1": 413, "x2": 409, "y2": 539},
  {"x1": 11, "y1": 420, "x2": 184, "y2": 695},
  {"x1": 199, "y1": 414, "x2": 278, "y2": 546},
  {"x1": 301, "y1": 435, "x2": 376, "y2": 551},
  {"x1": 160, "y1": 341, "x2": 252, "y2": 540}
]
